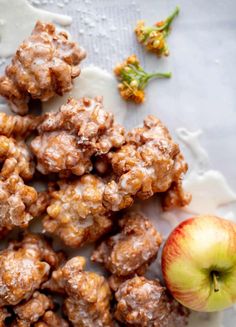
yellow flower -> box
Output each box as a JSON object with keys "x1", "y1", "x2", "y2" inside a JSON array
[
  {"x1": 134, "y1": 6, "x2": 179, "y2": 57},
  {"x1": 114, "y1": 55, "x2": 171, "y2": 104}
]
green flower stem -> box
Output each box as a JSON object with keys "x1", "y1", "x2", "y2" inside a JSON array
[
  {"x1": 120, "y1": 63, "x2": 171, "y2": 90},
  {"x1": 140, "y1": 71, "x2": 172, "y2": 89},
  {"x1": 161, "y1": 6, "x2": 180, "y2": 34},
  {"x1": 141, "y1": 6, "x2": 180, "y2": 42},
  {"x1": 148, "y1": 72, "x2": 172, "y2": 79}
]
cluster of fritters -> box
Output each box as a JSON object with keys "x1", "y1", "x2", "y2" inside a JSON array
[{"x1": 0, "y1": 21, "x2": 191, "y2": 326}]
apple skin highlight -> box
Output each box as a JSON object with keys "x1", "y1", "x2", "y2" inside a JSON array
[{"x1": 162, "y1": 215, "x2": 236, "y2": 312}]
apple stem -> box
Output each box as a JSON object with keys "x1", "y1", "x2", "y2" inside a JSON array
[{"x1": 212, "y1": 272, "x2": 220, "y2": 292}]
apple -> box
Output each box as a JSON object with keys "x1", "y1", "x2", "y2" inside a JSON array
[{"x1": 161, "y1": 215, "x2": 236, "y2": 312}]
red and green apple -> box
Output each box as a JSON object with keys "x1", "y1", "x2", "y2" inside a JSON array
[{"x1": 162, "y1": 215, "x2": 236, "y2": 312}]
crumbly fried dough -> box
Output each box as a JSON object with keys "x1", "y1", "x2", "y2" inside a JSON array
[
  {"x1": 0, "y1": 21, "x2": 86, "y2": 115},
  {"x1": 0, "y1": 173, "x2": 37, "y2": 231},
  {"x1": 103, "y1": 115, "x2": 190, "y2": 211},
  {"x1": 29, "y1": 191, "x2": 51, "y2": 218},
  {"x1": 8, "y1": 233, "x2": 65, "y2": 269},
  {"x1": 162, "y1": 180, "x2": 192, "y2": 210},
  {"x1": 0, "y1": 126, "x2": 37, "y2": 232},
  {"x1": 13, "y1": 292, "x2": 54, "y2": 327},
  {"x1": 92, "y1": 213, "x2": 162, "y2": 283},
  {"x1": 115, "y1": 276, "x2": 189, "y2": 327},
  {"x1": 0, "y1": 234, "x2": 56, "y2": 306},
  {"x1": 0, "y1": 136, "x2": 35, "y2": 180},
  {"x1": 45, "y1": 256, "x2": 113, "y2": 327},
  {"x1": 31, "y1": 97, "x2": 125, "y2": 176},
  {"x1": 0, "y1": 113, "x2": 40, "y2": 233},
  {"x1": 11, "y1": 292, "x2": 69, "y2": 327},
  {"x1": 43, "y1": 174, "x2": 112, "y2": 248},
  {"x1": 0, "y1": 112, "x2": 41, "y2": 138},
  {"x1": 31, "y1": 131, "x2": 93, "y2": 177},
  {"x1": 35, "y1": 311, "x2": 69, "y2": 327},
  {"x1": 0, "y1": 135, "x2": 38, "y2": 232}
]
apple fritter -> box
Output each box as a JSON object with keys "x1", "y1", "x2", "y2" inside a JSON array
[
  {"x1": 31, "y1": 97, "x2": 125, "y2": 177},
  {"x1": 11, "y1": 291, "x2": 69, "y2": 327},
  {"x1": 0, "y1": 173, "x2": 37, "y2": 233},
  {"x1": 43, "y1": 174, "x2": 112, "y2": 248},
  {"x1": 0, "y1": 21, "x2": 86, "y2": 115},
  {"x1": 103, "y1": 115, "x2": 190, "y2": 211},
  {"x1": 0, "y1": 136, "x2": 35, "y2": 180},
  {"x1": 12, "y1": 292, "x2": 54, "y2": 327},
  {"x1": 0, "y1": 233, "x2": 63, "y2": 307},
  {"x1": 115, "y1": 276, "x2": 189, "y2": 327},
  {"x1": 0, "y1": 132, "x2": 39, "y2": 233},
  {"x1": 92, "y1": 212, "x2": 162, "y2": 290},
  {"x1": 44, "y1": 256, "x2": 113, "y2": 327}
]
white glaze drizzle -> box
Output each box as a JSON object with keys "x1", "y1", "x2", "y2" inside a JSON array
[
  {"x1": 177, "y1": 129, "x2": 209, "y2": 173},
  {"x1": 43, "y1": 65, "x2": 128, "y2": 124},
  {"x1": 176, "y1": 128, "x2": 236, "y2": 220},
  {"x1": 183, "y1": 170, "x2": 236, "y2": 216},
  {"x1": 0, "y1": 0, "x2": 72, "y2": 58}
]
